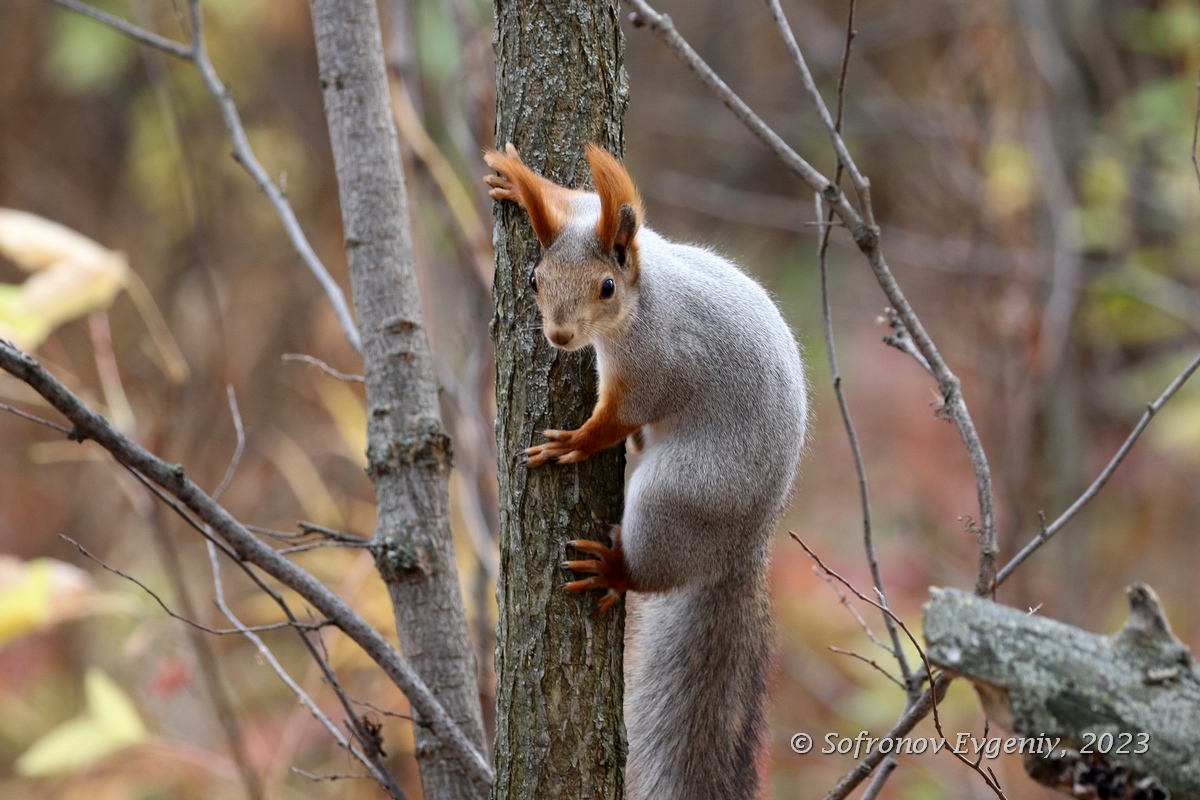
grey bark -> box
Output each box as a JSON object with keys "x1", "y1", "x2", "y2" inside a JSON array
[
  {"x1": 308, "y1": 2, "x2": 488, "y2": 797},
  {"x1": 490, "y1": 2, "x2": 629, "y2": 798},
  {"x1": 924, "y1": 585, "x2": 1200, "y2": 799}
]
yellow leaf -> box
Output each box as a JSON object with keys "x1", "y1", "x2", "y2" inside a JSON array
[
  {"x1": 0, "y1": 560, "x2": 52, "y2": 647},
  {"x1": 0, "y1": 210, "x2": 127, "y2": 350},
  {"x1": 15, "y1": 669, "x2": 144, "y2": 776},
  {"x1": 85, "y1": 668, "x2": 145, "y2": 742},
  {"x1": 0, "y1": 557, "x2": 121, "y2": 648}
]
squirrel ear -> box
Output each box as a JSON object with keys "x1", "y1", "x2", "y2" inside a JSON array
[
  {"x1": 483, "y1": 143, "x2": 566, "y2": 248},
  {"x1": 587, "y1": 144, "x2": 642, "y2": 260},
  {"x1": 613, "y1": 204, "x2": 638, "y2": 268}
]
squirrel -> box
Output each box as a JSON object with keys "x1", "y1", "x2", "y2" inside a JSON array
[{"x1": 485, "y1": 143, "x2": 808, "y2": 800}]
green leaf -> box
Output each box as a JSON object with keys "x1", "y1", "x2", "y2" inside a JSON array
[{"x1": 45, "y1": 3, "x2": 137, "y2": 95}]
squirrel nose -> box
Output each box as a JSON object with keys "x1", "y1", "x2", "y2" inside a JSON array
[{"x1": 547, "y1": 327, "x2": 575, "y2": 347}]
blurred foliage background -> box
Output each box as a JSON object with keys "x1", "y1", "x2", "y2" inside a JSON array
[{"x1": 1, "y1": 0, "x2": 1199, "y2": 797}]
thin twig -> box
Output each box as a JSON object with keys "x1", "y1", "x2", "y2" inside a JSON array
[
  {"x1": 282, "y1": 354, "x2": 366, "y2": 383},
  {"x1": 61, "y1": 535, "x2": 323, "y2": 635},
  {"x1": 291, "y1": 767, "x2": 376, "y2": 782},
  {"x1": 810, "y1": 0, "x2": 913, "y2": 697},
  {"x1": 765, "y1": 0, "x2": 871, "y2": 219},
  {"x1": 207, "y1": 542, "x2": 406, "y2": 798},
  {"x1": 297, "y1": 520, "x2": 370, "y2": 543},
  {"x1": 0, "y1": 341, "x2": 492, "y2": 787},
  {"x1": 246, "y1": 524, "x2": 309, "y2": 541},
  {"x1": 881, "y1": 308, "x2": 933, "y2": 376},
  {"x1": 814, "y1": 569, "x2": 895, "y2": 656},
  {"x1": 50, "y1": 0, "x2": 361, "y2": 353},
  {"x1": 625, "y1": 0, "x2": 855, "y2": 221},
  {"x1": 351, "y1": 697, "x2": 415, "y2": 721},
  {"x1": 0, "y1": 401, "x2": 72, "y2": 434},
  {"x1": 213, "y1": 385, "x2": 244, "y2": 500},
  {"x1": 997, "y1": 351, "x2": 1200, "y2": 585},
  {"x1": 797, "y1": 535, "x2": 1006, "y2": 798},
  {"x1": 50, "y1": 0, "x2": 193, "y2": 58},
  {"x1": 827, "y1": 646, "x2": 905, "y2": 690},
  {"x1": 185, "y1": 0, "x2": 360, "y2": 352},
  {"x1": 278, "y1": 540, "x2": 371, "y2": 556}
]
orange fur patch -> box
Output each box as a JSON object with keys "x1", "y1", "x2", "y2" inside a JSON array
[
  {"x1": 484, "y1": 144, "x2": 579, "y2": 247},
  {"x1": 585, "y1": 144, "x2": 643, "y2": 252},
  {"x1": 570, "y1": 371, "x2": 639, "y2": 456}
]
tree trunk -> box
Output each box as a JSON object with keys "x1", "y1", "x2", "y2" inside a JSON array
[
  {"x1": 308, "y1": 2, "x2": 488, "y2": 797},
  {"x1": 490, "y1": 2, "x2": 629, "y2": 798}
]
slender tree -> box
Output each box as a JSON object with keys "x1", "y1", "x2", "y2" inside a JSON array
[
  {"x1": 490, "y1": 1, "x2": 629, "y2": 797},
  {"x1": 309, "y1": 0, "x2": 488, "y2": 797}
]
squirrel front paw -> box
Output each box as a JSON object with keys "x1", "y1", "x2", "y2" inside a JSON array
[
  {"x1": 561, "y1": 528, "x2": 628, "y2": 613},
  {"x1": 483, "y1": 143, "x2": 522, "y2": 202},
  {"x1": 524, "y1": 429, "x2": 589, "y2": 468}
]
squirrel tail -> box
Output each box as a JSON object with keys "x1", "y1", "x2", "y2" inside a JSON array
[{"x1": 626, "y1": 569, "x2": 774, "y2": 800}]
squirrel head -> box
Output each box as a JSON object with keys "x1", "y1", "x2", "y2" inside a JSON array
[{"x1": 487, "y1": 143, "x2": 643, "y2": 352}]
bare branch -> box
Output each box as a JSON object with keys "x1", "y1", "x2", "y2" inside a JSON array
[
  {"x1": 997, "y1": 351, "x2": 1200, "y2": 585},
  {"x1": 206, "y1": 543, "x2": 406, "y2": 798},
  {"x1": 282, "y1": 353, "x2": 366, "y2": 383},
  {"x1": 625, "y1": 0, "x2": 857, "y2": 223},
  {"x1": 765, "y1": 0, "x2": 871, "y2": 219},
  {"x1": 351, "y1": 697, "x2": 414, "y2": 721},
  {"x1": 813, "y1": 569, "x2": 895, "y2": 657},
  {"x1": 49, "y1": 0, "x2": 193, "y2": 59},
  {"x1": 880, "y1": 308, "x2": 933, "y2": 376},
  {"x1": 0, "y1": 341, "x2": 492, "y2": 787},
  {"x1": 797, "y1": 535, "x2": 1007, "y2": 798},
  {"x1": 50, "y1": 0, "x2": 360, "y2": 352},
  {"x1": 827, "y1": 646, "x2": 904, "y2": 690},
  {"x1": 859, "y1": 754, "x2": 898, "y2": 800},
  {"x1": 821, "y1": 676, "x2": 949, "y2": 800},
  {"x1": 277, "y1": 541, "x2": 371, "y2": 556}
]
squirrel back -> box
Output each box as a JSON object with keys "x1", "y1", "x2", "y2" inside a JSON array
[{"x1": 485, "y1": 144, "x2": 807, "y2": 799}]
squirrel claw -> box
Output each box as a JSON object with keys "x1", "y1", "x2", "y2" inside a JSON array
[
  {"x1": 561, "y1": 533, "x2": 628, "y2": 612},
  {"x1": 525, "y1": 431, "x2": 588, "y2": 468}
]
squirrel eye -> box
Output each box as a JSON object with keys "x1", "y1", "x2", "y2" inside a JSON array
[
  {"x1": 600, "y1": 278, "x2": 615, "y2": 299},
  {"x1": 529, "y1": 272, "x2": 538, "y2": 294}
]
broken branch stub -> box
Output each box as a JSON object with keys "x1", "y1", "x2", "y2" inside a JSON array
[{"x1": 923, "y1": 585, "x2": 1199, "y2": 799}]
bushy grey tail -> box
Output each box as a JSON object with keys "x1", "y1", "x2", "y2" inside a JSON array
[{"x1": 625, "y1": 571, "x2": 773, "y2": 800}]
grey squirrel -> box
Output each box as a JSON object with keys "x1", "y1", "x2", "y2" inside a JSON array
[{"x1": 485, "y1": 143, "x2": 808, "y2": 799}]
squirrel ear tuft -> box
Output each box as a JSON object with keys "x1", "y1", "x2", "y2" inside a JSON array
[
  {"x1": 483, "y1": 144, "x2": 565, "y2": 248},
  {"x1": 587, "y1": 144, "x2": 642, "y2": 258}
]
